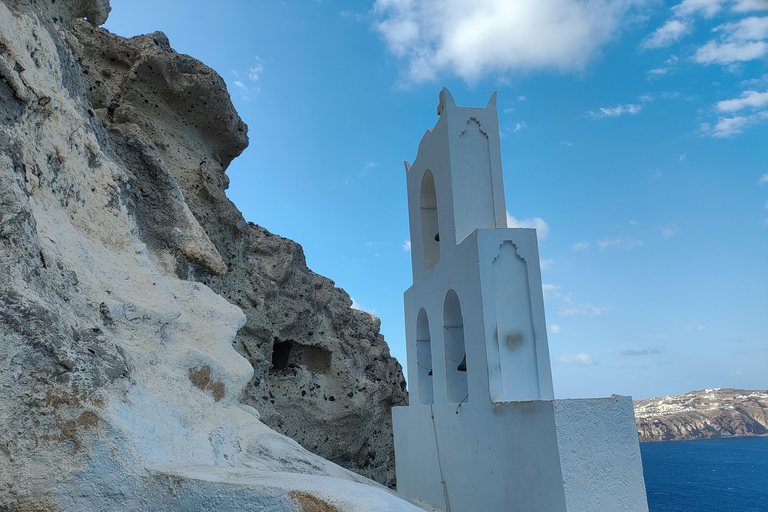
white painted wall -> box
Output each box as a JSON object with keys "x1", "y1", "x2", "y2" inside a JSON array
[{"x1": 393, "y1": 89, "x2": 648, "y2": 512}]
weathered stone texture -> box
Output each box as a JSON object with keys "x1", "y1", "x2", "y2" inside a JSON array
[
  {"x1": 0, "y1": 1, "x2": 414, "y2": 509},
  {"x1": 68, "y1": 15, "x2": 407, "y2": 487}
]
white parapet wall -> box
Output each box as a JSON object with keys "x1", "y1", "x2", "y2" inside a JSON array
[{"x1": 392, "y1": 89, "x2": 648, "y2": 512}]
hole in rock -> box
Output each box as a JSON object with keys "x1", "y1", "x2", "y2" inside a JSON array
[{"x1": 271, "y1": 339, "x2": 331, "y2": 374}]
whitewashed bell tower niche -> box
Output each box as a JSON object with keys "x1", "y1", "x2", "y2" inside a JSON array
[{"x1": 392, "y1": 89, "x2": 649, "y2": 512}]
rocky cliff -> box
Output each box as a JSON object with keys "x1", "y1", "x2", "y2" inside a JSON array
[
  {"x1": 635, "y1": 389, "x2": 768, "y2": 442},
  {"x1": 0, "y1": 1, "x2": 416, "y2": 510},
  {"x1": 69, "y1": 14, "x2": 407, "y2": 488}
]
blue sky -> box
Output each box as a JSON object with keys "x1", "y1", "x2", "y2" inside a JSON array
[{"x1": 105, "y1": 0, "x2": 767, "y2": 400}]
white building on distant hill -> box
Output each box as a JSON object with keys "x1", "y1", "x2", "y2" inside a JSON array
[{"x1": 392, "y1": 88, "x2": 649, "y2": 512}]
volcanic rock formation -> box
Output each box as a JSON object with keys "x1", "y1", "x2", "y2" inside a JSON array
[
  {"x1": 68, "y1": 12, "x2": 407, "y2": 488},
  {"x1": 0, "y1": 1, "x2": 414, "y2": 509}
]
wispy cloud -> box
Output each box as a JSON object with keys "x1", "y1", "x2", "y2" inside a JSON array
[
  {"x1": 561, "y1": 141, "x2": 574, "y2": 146},
  {"x1": 618, "y1": 347, "x2": 664, "y2": 357},
  {"x1": 673, "y1": 0, "x2": 726, "y2": 18},
  {"x1": 647, "y1": 67, "x2": 670, "y2": 79},
  {"x1": 351, "y1": 298, "x2": 377, "y2": 315},
  {"x1": 760, "y1": 174, "x2": 768, "y2": 184},
  {"x1": 558, "y1": 353, "x2": 597, "y2": 366},
  {"x1": 550, "y1": 324, "x2": 561, "y2": 333},
  {"x1": 231, "y1": 56, "x2": 266, "y2": 99},
  {"x1": 403, "y1": 239, "x2": 411, "y2": 252},
  {"x1": 717, "y1": 89, "x2": 768, "y2": 112},
  {"x1": 514, "y1": 121, "x2": 527, "y2": 132},
  {"x1": 560, "y1": 304, "x2": 607, "y2": 316},
  {"x1": 542, "y1": 283, "x2": 561, "y2": 299},
  {"x1": 540, "y1": 259, "x2": 555, "y2": 270},
  {"x1": 546, "y1": 284, "x2": 606, "y2": 317},
  {"x1": 642, "y1": 19, "x2": 689, "y2": 49},
  {"x1": 506, "y1": 213, "x2": 549, "y2": 240},
  {"x1": 597, "y1": 236, "x2": 644, "y2": 249},
  {"x1": 732, "y1": 0, "x2": 768, "y2": 13},
  {"x1": 572, "y1": 241, "x2": 590, "y2": 251},
  {"x1": 587, "y1": 104, "x2": 642, "y2": 119},
  {"x1": 661, "y1": 223, "x2": 678, "y2": 238},
  {"x1": 373, "y1": 0, "x2": 642, "y2": 83},
  {"x1": 693, "y1": 16, "x2": 768, "y2": 65},
  {"x1": 709, "y1": 111, "x2": 768, "y2": 137},
  {"x1": 695, "y1": 40, "x2": 768, "y2": 65}
]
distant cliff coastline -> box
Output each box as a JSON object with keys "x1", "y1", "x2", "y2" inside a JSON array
[{"x1": 634, "y1": 389, "x2": 768, "y2": 442}]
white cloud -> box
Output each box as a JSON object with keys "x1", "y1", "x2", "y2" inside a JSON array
[
  {"x1": 542, "y1": 283, "x2": 561, "y2": 299},
  {"x1": 647, "y1": 67, "x2": 669, "y2": 78},
  {"x1": 693, "y1": 17, "x2": 768, "y2": 65},
  {"x1": 403, "y1": 239, "x2": 412, "y2": 251},
  {"x1": 518, "y1": 95, "x2": 527, "y2": 101},
  {"x1": 571, "y1": 241, "x2": 589, "y2": 251},
  {"x1": 642, "y1": 19, "x2": 689, "y2": 49},
  {"x1": 550, "y1": 324, "x2": 561, "y2": 333},
  {"x1": 684, "y1": 323, "x2": 707, "y2": 331},
  {"x1": 661, "y1": 223, "x2": 678, "y2": 238},
  {"x1": 506, "y1": 213, "x2": 549, "y2": 240},
  {"x1": 701, "y1": 108, "x2": 768, "y2": 137},
  {"x1": 679, "y1": 153, "x2": 686, "y2": 161},
  {"x1": 587, "y1": 104, "x2": 642, "y2": 118},
  {"x1": 716, "y1": 16, "x2": 768, "y2": 42},
  {"x1": 546, "y1": 285, "x2": 606, "y2": 317},
  {"x1": 717, "y1": 89, "x2": 768, "y2": 112},
  {"x1": 249, "y1": 62, "x2": 264, "y2": 82},
  {"x1": 540, "y1": 259, "x2": 555, "y2": 270},
  {"x1": 557, "y1": 353, "x2": 597, "y2": 366},
  {"x1": 503, "y1": 107, "x2": 515, "y2": 113},
  {"x1": 760, "y1": 174, "x2": 768, "y2": 184},
  {"x1": 694, "y1": 40, "x2": 768, "y2": 64},
  {"x1": 514, "y1": 121, "x2": 527, "y2": 132},
  {"x1": 673, "y1": 0, "x2": 726, "y2": 18},
  {"x1": 559, "y1": 304, "x2": 606, "y2": 316},
  {"x1": 639, "y1": 94, "x2": 655, "y2": 102},
  {"x1": 373, "y1": 0, "x2": 642, "y2": 83},
  {"x1": 733, "y1": 0, "x2": 768, "y2": 12},
  {"x1": 618, "y1": 347, "x2": 664, "y2": 357},
  {"x1": 712, "y1": 115, "x2": 751, "y2": 136},
  {"x1": 597, "y1": 236, "x2": 644, "y2": 249},
  {"x1": 561, "y1": 141, "x2": 574, "y2": 146},
  {"x1": 741, "y1": 74, "x2": 768, "y2": 87},
  {"x1": 351, "y1": 298, "x2": 377, "y2": 315}
]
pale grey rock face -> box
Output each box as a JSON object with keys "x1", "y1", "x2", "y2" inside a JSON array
[
  {"x1": 68, "y1": 14, "x2": 407, "y2": 488},
  {"x1": 0, "y1": 1, "x2": 413, "y2": 509}
]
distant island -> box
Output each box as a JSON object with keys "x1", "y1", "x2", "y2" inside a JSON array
[{"x1": 634, "y1": 389, "x2": 768, "y2": 442}]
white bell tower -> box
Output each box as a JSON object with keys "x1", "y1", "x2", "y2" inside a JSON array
[{"x1": 392, "y1": 89, "x2": 649, "y2": 512}]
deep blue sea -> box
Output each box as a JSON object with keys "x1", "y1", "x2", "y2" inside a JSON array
[{"x1": 640, "y1": 436, "x2": 768, "y2": 511}]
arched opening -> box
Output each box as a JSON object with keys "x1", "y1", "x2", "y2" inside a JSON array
[
  {"x1": 420, "y1": 170, "x2": 440, "y2": 271},
  {"x1": 443, "y1": 290, "x2": 468, "y2": 403},
  {"x1": 416, "y1": 308, "x2": 433, "y2": 405}
]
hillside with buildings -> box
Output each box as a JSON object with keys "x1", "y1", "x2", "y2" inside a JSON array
[{"x1": 635, "y1": 389, "x2": 768, "y2": 442}]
